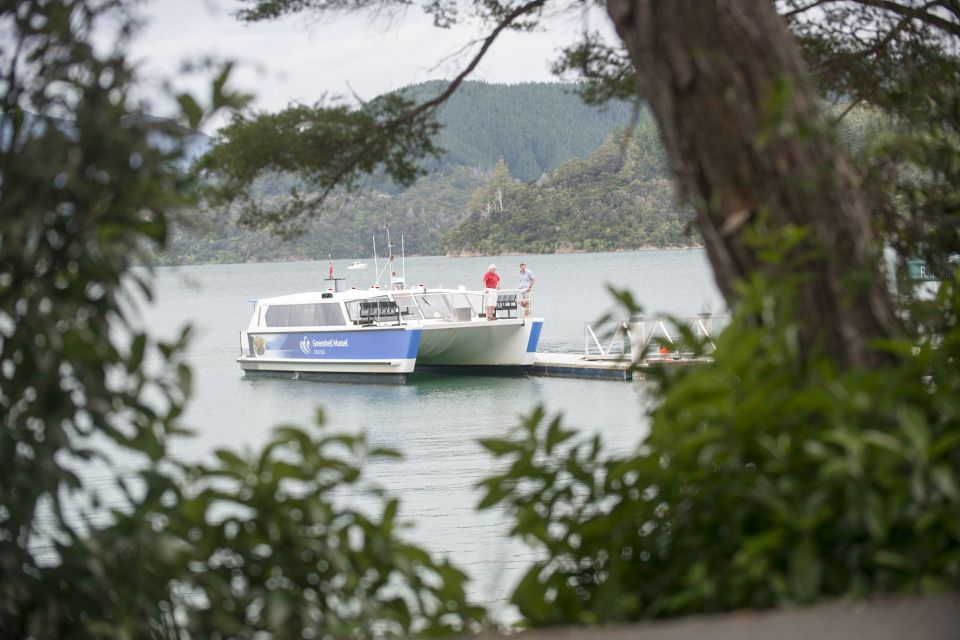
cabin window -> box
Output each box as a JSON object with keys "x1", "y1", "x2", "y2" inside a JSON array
[
  {"x1": 346, "y1": 297, "x2": 401, "y2": 323},
  {"x1": 391, "y1": 292, "x2": 422, "y2": 319},
  {"x1": 264, "y1": 303, "x2": 346, "y2": 327},
  {"x1": 415, "y1": 293, "x2": 452, "y2": 318},
  {"x1": 314, "y1": 303, "x2": 346, "y2": 326},
  {"x1": 446, "y1": 292, "x2": 479, "y2": 315}
]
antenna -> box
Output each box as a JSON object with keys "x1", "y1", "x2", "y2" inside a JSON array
[
  {"x1": 372, "y1": 235, "x2": 380, "y2": 287},
  {"x1": 377, "y1": 223, "x2": 393, "y2": 286},
  {"x1": 401, "y1": 234, "x2": 406, "y2": 282}
]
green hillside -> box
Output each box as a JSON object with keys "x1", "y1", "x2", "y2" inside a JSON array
[
  {"x1": 162, "y1": 120, "x2": 694, "y2": 264},
  {"x1": 23, "y1": 84, "x2": 886, "y2": 265},
  {"x1": 402, "y1": 80, "x2": 634, "y2": 181},
  {"x1": 161, "y1": 82, "x2": 647, "y2": 264},
  {"x1": 160, "y1": 87, "x2": 884, "y2": 265},
  {"x1": 163, "y1": 165, "x2": 487, "y2": 264},
  {"x1": 442, "y1": 112, "x2": 696, "y2": 255}
]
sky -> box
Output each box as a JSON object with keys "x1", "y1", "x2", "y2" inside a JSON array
[{"x1": 128, "y1": 0, "x2": 607, "y2": 129}]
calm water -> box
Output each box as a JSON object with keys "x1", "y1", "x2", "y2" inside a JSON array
[{"x1": 143, "y1": 249, "x2": 721, "y2": 616}]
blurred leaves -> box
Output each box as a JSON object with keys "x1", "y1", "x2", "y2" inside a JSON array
[
  {"x1": 168, "y1": 420, "x2": 484, "y2": 638},
  {"x1": 779, "y1": 0, "x2": 960, "y2": 287},
  {"x1": 486, "y1": 270, "x2": 960, "y2": 625},
  {"x1": 1, "y1": 2, "x2": 481, "y2": 637}
]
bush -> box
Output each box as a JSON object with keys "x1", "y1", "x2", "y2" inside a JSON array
[
  {"x1": 479, "y1": 272, "x2": 960, "y2": 626},
  {"x1": 0, "y1": 4, "x2": 482, "y2": 636}
]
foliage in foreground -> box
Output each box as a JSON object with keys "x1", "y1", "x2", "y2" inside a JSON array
[
  {"x1": 1, "y1": 3, "x2": 481, "y2": 637},
  {"x1": 482, "y1": 271, "x2": 960, "y2": 625},
  {"x1": 6, "y1": 0, "x2": 960, "y2": 637}
]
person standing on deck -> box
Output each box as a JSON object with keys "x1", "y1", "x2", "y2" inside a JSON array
[
  {"x1": 483, "y1": 264, "x2": 500, "y2": 320},
  {"x1": 518, "y1": 262, "x2": 536, "y2": 316}
]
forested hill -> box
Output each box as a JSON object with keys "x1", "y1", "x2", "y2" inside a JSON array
[
  {"x1": 162, "y1": 119, "x2": 697, "y2": 265},
  {"x1": 400, "y1": 81, "x2": 634, "y2": 181},
  {"x1": 442, "y1": 113, "x2": 696, "y2": 255},
  {"x1": 158, "y1": 95, "x2": 887, "y2": 265},
  {"x1": 159, "y1": 82, "x2": 649, "y2": 264}
]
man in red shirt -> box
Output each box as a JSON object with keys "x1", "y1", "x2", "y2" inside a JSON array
[{"x1": 483, "y1": 264, "x2": 500, "y2": 320}]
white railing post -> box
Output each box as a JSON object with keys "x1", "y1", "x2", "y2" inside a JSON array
[
  {"x1": 584, "y1": 323, "x2": 606, "y2": 357},
  {"x1": 629, "y1": 314, "x2": 646, "y2": 364}
]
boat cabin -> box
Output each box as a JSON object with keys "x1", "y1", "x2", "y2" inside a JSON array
[{"x1": 247, "y1": 287, "x2": 502, "y2": 331}]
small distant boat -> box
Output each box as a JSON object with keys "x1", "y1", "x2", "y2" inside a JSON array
[{"x1": 346, "y1": 261, "x2": 367, "y2": 270}]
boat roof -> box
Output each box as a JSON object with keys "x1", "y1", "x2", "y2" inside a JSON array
[{"x1": 255, "y1": 286, "x2": 480, "y2": 306}]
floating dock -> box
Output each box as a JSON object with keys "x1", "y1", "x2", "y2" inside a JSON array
[
  {"x1": 530, "y1": 353, "x2": 633, "y2": 380},
  {"x1": 529, "y1": 352, "x2": 712, "y2": 381},
  {"x1": 528, "y1": 313, "x2": 723, "y2": 381}
]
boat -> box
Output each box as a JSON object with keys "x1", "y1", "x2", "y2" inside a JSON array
[
  {"x1": 237, "y1": 280, "x2": 543, "y2": 384},
  {"x1": 240, "y1": 226, "x2": 543, "y2": 383},
  {"x1": 346, "y1": 261, "x2": 367, "y2": 270}
]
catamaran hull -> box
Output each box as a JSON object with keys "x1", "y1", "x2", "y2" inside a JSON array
[
  {"x1": 237, "y1": 320, "x2": 544, "y2": 383},
  {"x1": 416, "y1": 319, "x2": 543, "y2": 366}
]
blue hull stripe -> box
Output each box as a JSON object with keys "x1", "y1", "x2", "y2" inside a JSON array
[
  {"x1": 526, "y1": 321, "x2": 543, "y2": 353},
  {"x1": 250, "y1": 329, "x2": 422, "y2": 361}
]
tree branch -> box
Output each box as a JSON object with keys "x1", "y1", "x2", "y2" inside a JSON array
[
  {"x1": 398, "y1": 0, "x2": 548, "y2": 120},
  {"x1": 850, "y1": 0, "x2": 960, "y2": 38},
  {"x1": 831, "y1": 96, "x2": 863, "y2": 123},
  {"x1": 780, "y1": 0, "x2": 844, "y2": 19},
  {"x1": 812, "y1": 1, "x2": 940, "y2": 82},
  {"x1": 313, "y1": 0, "x2": 548, "y2": 201}
]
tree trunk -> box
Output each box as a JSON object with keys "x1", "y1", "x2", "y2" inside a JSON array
[{"x1": 605, "y1": 0, "x2": 899, "y2": 368}]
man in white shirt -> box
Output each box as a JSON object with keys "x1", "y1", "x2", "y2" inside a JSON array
[{"x1": 518, "y1": 262, "x2": 536, "y2": 316}]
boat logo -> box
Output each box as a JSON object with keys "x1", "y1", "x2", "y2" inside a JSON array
[
  {"x1": 299, "y1": 335, "x2": 312, "y2": 355},
  {"x1": 253, "y1": 336, "x2": 266, "y2": 356}
]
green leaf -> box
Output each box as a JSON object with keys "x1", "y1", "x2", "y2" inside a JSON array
[
  {"x1": 214, "y1": 449, "x2": 248, "y2": 472},
  {"x1": 545, "y1": 416, "x2": 576, "y2": 455},
  {"x1": 861, "y1": 430, "x2": 904, "y2": 454},
  {"x1": 476, "y1": 478, "x2": 511, "y2": 510},
  {"x1": 930, "y1": 465, "x2": 960, "y2": 502},
  {"x1": 898, "y1": 407, "x2": 930, "y2": 455},
  {"x1": 479, "y1": 437, "x2": 521, "y2": 457},
  {"x1": 128, "y1": 333, "x2": 146, "y2": 371},
  {"x1": 788, "y1": 538, "x2": 821, "y2": 603},
  {"x1": 873, "y1": 550, "x2": 914, "y2": 572},
  {"x1": 177, "y1": 93, "x2": 204, "y2": 130}
]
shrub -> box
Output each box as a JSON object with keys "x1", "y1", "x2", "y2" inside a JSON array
[{"x1": 480, "y1": 273, "x2": 960, "y2": 625}]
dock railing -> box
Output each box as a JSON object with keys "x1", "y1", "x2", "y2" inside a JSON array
[
  {"x1": 584, "y1": 312, "x2": 728, "y2": 364},
  {"x1": 584, "y1": 321, "x2": 630, "y2": 359}
]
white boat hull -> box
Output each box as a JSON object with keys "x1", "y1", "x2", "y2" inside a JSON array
[
  {"x1": 238, "y1": 319, "x2": 543, "y2": 381},
  {"x1": 417, "y1": 318, "x2": 542, "y2": 367}
]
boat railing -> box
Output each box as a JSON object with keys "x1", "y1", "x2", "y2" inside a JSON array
[
  {"x1": 405, "y1": 289, "x2": 483, "y2": 322},
  {"x1": 346, "y1": 288, "x2": 533, "y2": 325},
  {"x1": 403, "y1": 288, "x2": 531, "y2": 323},
  {"x1": 516, "y1": 289, "x2": 534, "y2": 317}
]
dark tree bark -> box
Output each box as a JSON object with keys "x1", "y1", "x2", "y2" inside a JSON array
[{"x1": 605, "y1": 0, "x2": 899, "y2": 369}]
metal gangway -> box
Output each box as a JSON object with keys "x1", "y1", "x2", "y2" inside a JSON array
[{"x1": 583, "y1": 312, "x2": 728, "y2": 364}]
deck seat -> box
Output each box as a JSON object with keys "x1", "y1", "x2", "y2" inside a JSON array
[
  {"x1": 359, "y1": 300, "x2": 400, "y2": 324},
  {"x1": 495, "y1": 294, "x2": 518, "y2": 319}
]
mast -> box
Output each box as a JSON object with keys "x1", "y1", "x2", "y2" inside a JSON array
[
  {"x1": 377, "y1": 224, "x2": 393, "y2": 286},
  {"x1": 373, "y1": 235, "x2": 380, "y2": 287}
]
